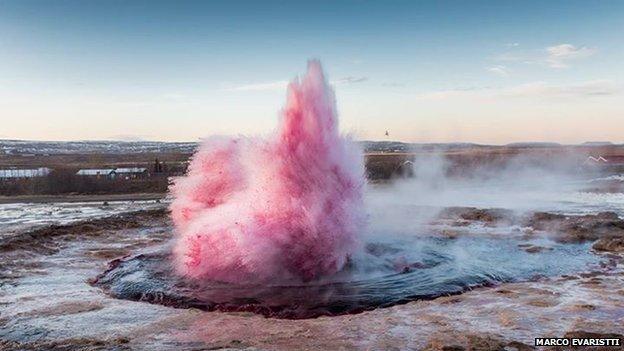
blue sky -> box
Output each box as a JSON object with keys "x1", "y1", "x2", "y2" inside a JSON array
[{"x1": 1, "y1": 0, "x2": 623, "y2": 143}]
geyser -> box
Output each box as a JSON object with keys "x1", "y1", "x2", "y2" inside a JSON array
[{"x1": 169, "y1": 60, "x2": 365, "y2": 283}]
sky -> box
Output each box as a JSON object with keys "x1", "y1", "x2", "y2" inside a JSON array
[{"x1": 0, "y1": 0, "x2": 623, "y2": 144}]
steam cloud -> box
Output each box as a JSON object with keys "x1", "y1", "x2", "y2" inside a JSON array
[{"x1": 170, "y1": 61, "x2": 365, "y2": 283}]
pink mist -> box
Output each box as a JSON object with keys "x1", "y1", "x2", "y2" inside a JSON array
[{"x1": 169, "y1": 60, "x2": 365, "y2": 283}]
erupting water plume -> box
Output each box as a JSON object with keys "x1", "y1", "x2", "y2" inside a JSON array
[{"x1": 169, "y1": 60, "x2": 365, "y2": 283}]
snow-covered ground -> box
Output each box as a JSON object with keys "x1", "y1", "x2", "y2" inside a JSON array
[{"x1": 0, "y1": 200, "x2": 166, "y2": 237}]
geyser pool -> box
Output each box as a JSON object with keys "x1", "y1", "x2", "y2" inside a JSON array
[
  {"x1": 169, "y1": 60, "x2": 364, "y2": 283},
  {"x1": 92, "y1": 235, "x2": 599, "y2": 319},
  {"x1": 90, "y1": 62, "x2": 601, "y2": 319}
]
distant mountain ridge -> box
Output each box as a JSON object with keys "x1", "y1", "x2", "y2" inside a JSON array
[
  {"x1": 0, "y1": 139, "x2": 619, "y2": 155},
  {"x1": 0, "y1": 140, "x2": 198, "y2": 155},
  {"x1": 582, "y1": 141, "x2": 614, "y2": 146}
]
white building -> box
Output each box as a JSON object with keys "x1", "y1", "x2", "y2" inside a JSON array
[
  {"x1": 0, "y1": 167, "x2": 52, "y2": 179},
  {"x1": 76, "y1": 167, "x2": 148, "y2": 179},
  {"x1": 116, "y1": 167, "x2": 148, "y2": 179},
  {"x1": 115, "y1": 167, "x2": 148, "y2": 175},
  {"x1": 76, "y1": 169, "x2": 117, "y2": 177}
]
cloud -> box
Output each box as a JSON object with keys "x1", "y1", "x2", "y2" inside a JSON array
[
  {"x1": 505, "y1": 42, "x2": 520, "y2": 47},
  {"x1": 415, "y1": 79, "x2": 618, "y2": 101},
  {"x1": 545, "y1": 44, "x2": 596, "y2": 68},
  {"x1": 493, "y1": 43, "x2": 596, "y2": 69},
  {"x1": 224, "y1": 80, "x2": 288, "y2": 92},
  {"x1": 331, "y1": 76, "x2": 368, "y2": 85},
  {"x1": 487, "y1": 65, "x2": 510, "y2": 77},
  {"x1": 503, "y1": 80, "x2": 617, "y2": 98}
]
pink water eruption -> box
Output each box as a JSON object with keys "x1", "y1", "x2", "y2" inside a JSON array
[{"x1": 169, "y1": 60, "x2": 365, "y2": 283}]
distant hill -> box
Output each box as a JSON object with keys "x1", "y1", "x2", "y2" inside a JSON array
[
  {"x1": 1, "y1": 139, "x2": 620, "y2": 155},
  {"x1": 0, "y1": 140, "x2": 198, "y2": 155},
  {"x1": 2, "y1": 139, "x2": 485, "y2": 155},
  {"x1": 360, "y1": 141, "x2": 483, "y2": 153},
  {"x1": 505, "y1": 142, "x2": 562, "y2": 148},
  {"x1": 582, "y1": 141, "x2": 614, "y2": 146}
]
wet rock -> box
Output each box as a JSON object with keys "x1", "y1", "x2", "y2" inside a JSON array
[
  {"x1": 495, "y1": 288, "x2": 516, "y2": 296},
  {"x1": 0, "y1": 209, "x2": 171, "y2": 287},
  {"x1": 528, "y1": 212, "x2": 566, "y2": 224},
  {"x1": 392, "y1": 256, "x2": 440, "y2": 273},
  {"x1": 527, "y1": 297, "x2": 559, "y2": 308},
  {"x1": 505, "y1": 341, "x2": 536, "y2": 351},
  {"x1": 86, "y1": 248, "x2": 132, "y2": 260},
  {"x1": 0, "y1": 337, "x2": 131, "y2": 351},
  {"x1": 518, "y1": 244, "x2": 553, "y2": 253},
  {"x1": 0, "y1": 209, "x2": 168, "y2": 255},
  {"x1": 525, "y1": 211, "x2": 624, "y2": 244},
  {"x1": 526, "y1": 246, "x2": 551, "y2": 253},
  {"x1": 592, "y1": 237, "x2": 624, "y2": 252},
  {"x1": 22, "y1": 300, "x2": 105, "y2": 318},
  {"x1": 558, "y1": 274, "x2": 579, "y2": 281},
  {"x1": 437, "y1": 296, "x2": 463, "y2": 305},
  {"x1": 579, "y1": 277, "x2": 604, "y2": 286},
  {"x1": 437, "y1": 207, "x2": 515, "y2": 226},
  {"x1": 440, "y1": 229, "x2": 460, "y2": 239},
  {"x1": 0, "y1": 325, "x2": 49, "y2": 344},
  {"x1": 423, "y1": 332, "x2": 533, "y2": 351},
  {"x1": 436, "y1": 208, "x2": 624, "y2": 250},
  {"x1": 567, "y1": 303, "x2": 596, "y2": 311},
  {"x1": 365, "y1": 242, "x2": 402, "y2": 256}
]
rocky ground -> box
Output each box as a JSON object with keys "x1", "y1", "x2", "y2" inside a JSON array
[{"x1": 1, "y1": 206, "x2": 623, "y2": 350}]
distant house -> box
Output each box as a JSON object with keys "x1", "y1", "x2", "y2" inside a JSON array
[
  {"x1": 0, "y1": 167, "x2": 52, "y2": 180},
  {"x1": 115, "y1": 167, "x2": 149, "y2": 179},
  {"x1": 76, "y1": 167, "x2": 148, "y2": 179},
  {"x1": 76, "y1": 169, "x2": 117, "y2": 178}
]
